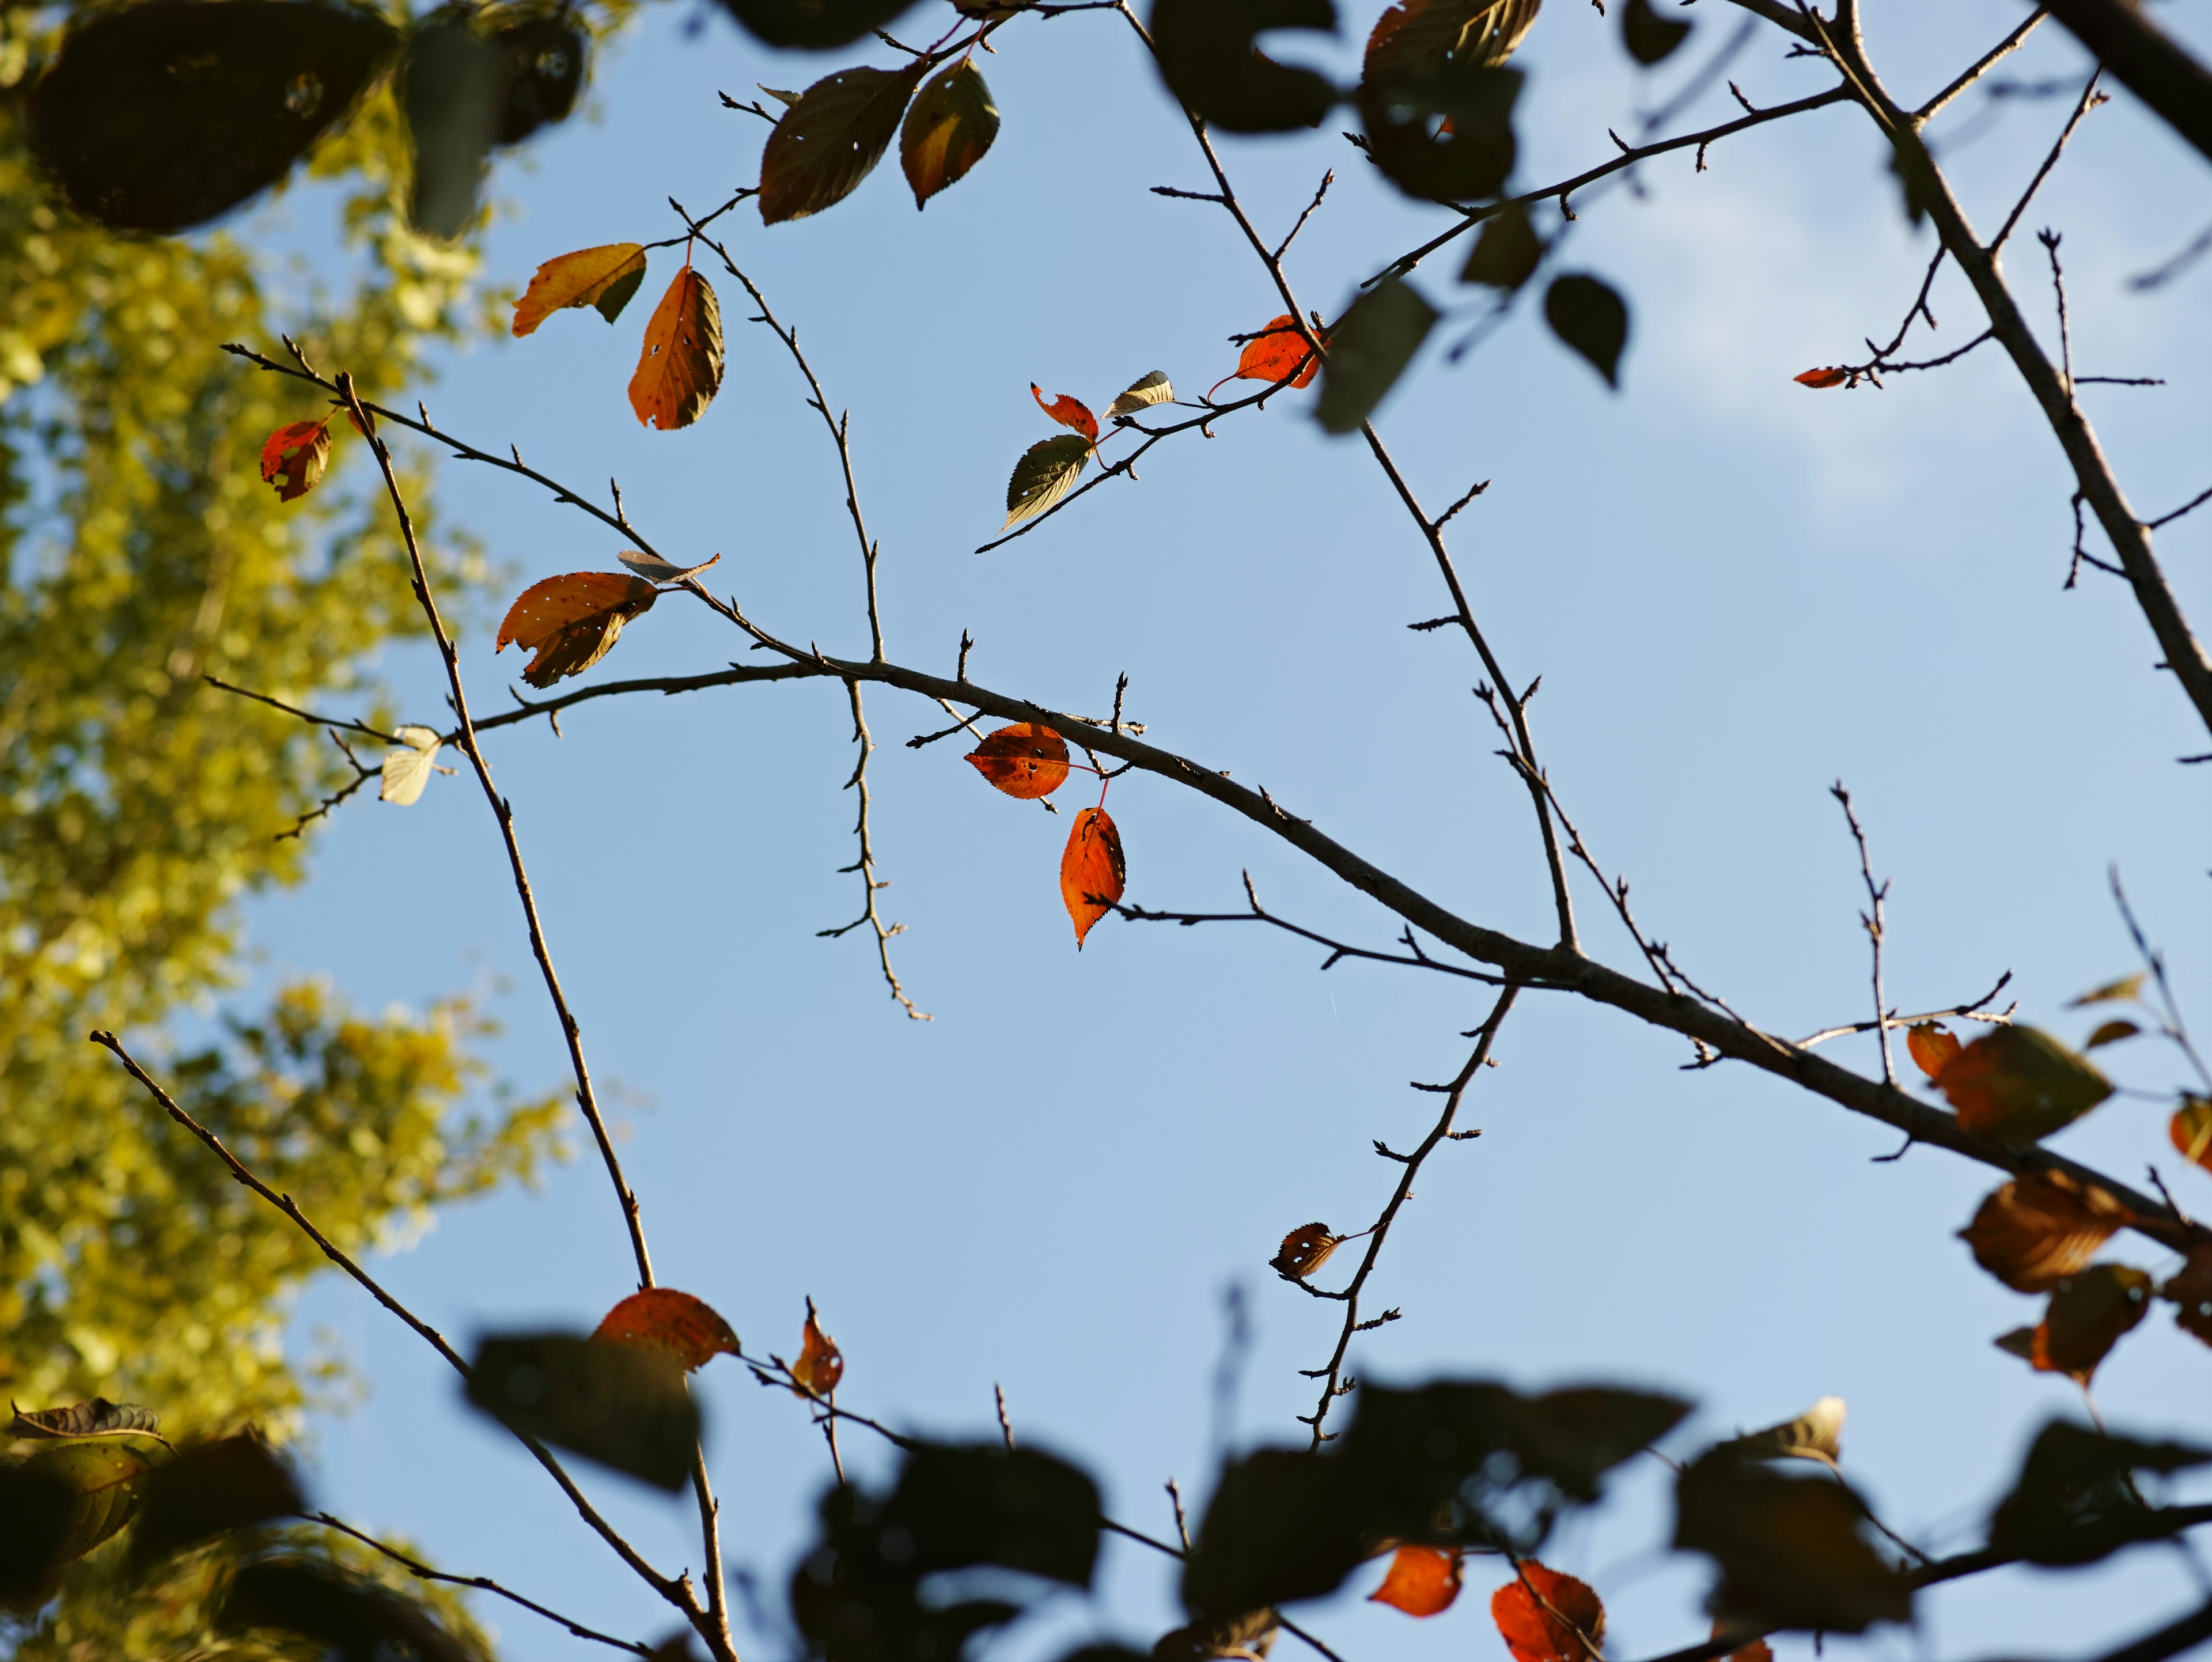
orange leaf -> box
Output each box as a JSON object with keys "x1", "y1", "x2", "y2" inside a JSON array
[
  {"x1": 1370, "y1": 1546, "x2": 1461, "y2": 1616},
  {"x1": 495, "y1": 571, "x2": 660, "y2": 687},
  {"x1": 1219, "y1": 315, "x2": 1320, "y2": 395},
  {"x1": 1031, "y1": 384, "x2": 1099, "y2": 443},
  {"x1": 594, "y1": 1288, "x2": 739, "y2": 1371},
  {"x1": 791, "y1": 1298, "x2": 844, "y2": 1398},
  {"x1": 964, "y1": 723, "x2": 1070, "y2": 798},
  {"x1": 1711, "y1": 1623, "x2": 1772, "y2": 1662},
  {"x1": 1935, "y1": 1025, "x2": 2112, "y2": 1146},
  {"x1": 259, "y1": 419, "x2": 333, "y2": 502},
  {"x1": 1959, "y1": 1171, "x2": 2129, "y2": 1293},
  {"x1": 513, "y1": 243, "x2": 649, "y2": 336},
  {"x1": 1060, "y1": 805, "x2": 1126, "y2": 948},
  {"x1": 1906, "y1": 1021, "x2": 1960, "y2": 1080},
  {"x1": 2172, "y1": 1099, "x2": 2212, "y2": 1172},
  {"x1": 1491, "y1": 1563, "x2": 1604, "y2": 1662},
  {"x1": 1794, "y1": 366, "x2": 1849, "y2": 388},
  {"x1": 1270, "y1": 1222, "x2": 1342, "y2": 1281},
  {"x1": 629, "y1": 268, "x2": 725, "y2": 431}
]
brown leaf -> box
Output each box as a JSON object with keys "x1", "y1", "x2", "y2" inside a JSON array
[
  {"x1": 629, "y1": 268, "x2": 724, "y2": 431},
  {"x1": 1490, "y1": 1562, "x2": 1604, "y2": 1662},
  {"x1": 1060, "y1": 804, "x2": 1126, "y2": 948},
  {"x1": 1959, "y1": 1171, "x2": 2131, "y2": 1293},
  {"x1": 593, "y1": 1288, "x2": 740, "y2": 1371},
  {"x1": 1369, "y1": 1545, "x2": 1461, "y2": 1616},
  {"x1": 259, "y1": 418, "x2": 332, "y2": 501},
  {"x1": 2162, "y1": 1244, "x2": 2212, "y2": 1348},
  {"x1": 791, "y1": 1299, "x2": 843, "y2": 1397},
  {"x1": 900, "y1": 60, "x2": 998, "y2": 207},
  {"x1": 2171, "y1": 1099, "x2": 2212, "y2": 1172},
  {"x1": 965, "y1": 722, "x2": 1070, "y2": 798},
  {"x1": 1711, "y1": 1624, "x2": 1772, "y2": 1662},
  {"x1": 2069, "y1": 972, "x2": 2146, "y2": 1006},
  {"x1": 1934, "y1": 1025, "x2": 2113, "y2": 1146},
  {"x1": 2018, "y1": 1265, "x2": 2153, "y2": 1384},
  {"x1": 496, "y1": 571, "x2": 659, "y2": 687},
  {"x1": 513, "y1": 243, "x2": 648, "y2": 336},
  {"x1": 1906, "y1": 1021, "x2": 1960, "y2": 1080},
  {"x1": 1793, "y1": 366, "x2": 1849, "y2": 389},
  {"x1": 759, "y1": 64, "x2": 926, "y2": 224},
  {"x1": 1270, "y1": 1222, "x2": 1341, "y2": 1281}
]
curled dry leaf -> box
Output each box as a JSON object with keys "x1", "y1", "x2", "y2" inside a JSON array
[
  {"x1": 1032, "y1": 384, "x2": 1100, "y2": 444},
  {"x1": 2171, "y1": 1098, "x2": 2212, "y2": 1172},
  {"x1": 1270, "y1": 1222, "x2": 1341, "y2": 1281},
  {"x1": 630, "y1": 268, "x2": 724, "y2": 431},
  {"x1": 900, "y1": 60, "x2": 998, "y2": 207},
  {"x1": 791, "y1": 1300, "x2": 844, "y2": 1397},
  {"x1": 759, "y1": 64, "x2": 927, "y2": 224},
  {"x1": 1369, "y1": 1544, "x2": 1461, "y2": 1616},
  {"x1": 618, "y1": 549, "x2": 722, "y2": 585},
  {"x1": 8, "y1": 1398, "x2": 163, "y2": 1440},
  {"x1": 1934, "y1": 1025, "x2": 2112, "y2": 1147},
  {"x1": 1060, "y1": 804, "x2": 1126, "y2": 948},
  {"x1": 2008, "y1": 1264, "x2": 2154, "y2": 1384},
  {"x1": 965, "y1": 722, "x2": 1070, "y2": 799},
  {"x1": 1906, "y1": 1020, "x2": 1961, "y2": 1080},
  {"x1": 1794, "y1": 367, "x2": 1849, "y2": 389},
  {"x1": 1107, "y1": 371, "x2": 1175, "y2": 420},
  {"x1": 496, "y1": 571, "x2": 660, "y2": 688},
  {"x1": 379, "y1": 724, "x2": 445, "y2": 807},
  {"x1": 512, "y1": 242, "x2": 648, "y2": 336},
  {"x1": 1959, "y1": 1171, "x2": 2130, "y2": 1293},
  {"x1": 1491, "y1": 1562, "x2": 1604, "y2": 1662},
  {"x1": 594, "y1": 1287, "x2": 740, "y2": 1371},
  {"x1": 2163, "y1": 1244, "x2": 2212, "y2": 1347},
  {"x1": 1004, "y1": 432, "x2": 1092, "y2": 529},
  {"x1": 1718, "y1": 1396, "x2": 1844, "y2": 1468},
  {"x1": 260, "y1": 418, "x2": 332, "y2": 502}
]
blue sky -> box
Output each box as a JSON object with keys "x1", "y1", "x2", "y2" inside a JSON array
[{"x1": 218, "y1": 3, "x2": 2212, "y2": 1661}]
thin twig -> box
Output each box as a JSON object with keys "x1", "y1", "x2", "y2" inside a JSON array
[
  {"x1": 1830, "y1": 785, "x2": 1896, "y2": 1086},
  {"x1": 818, "y1": 679, "x2": 928, "y2": 1019}
]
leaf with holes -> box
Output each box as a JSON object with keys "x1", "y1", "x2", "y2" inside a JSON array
[
  {"x1": 594, "y1": 1288, "x2": 740, "y2": 1371},
  {"x1": 1936, "y1": 1025, "x2": 2113, "y2": 1146},
  {"x1": 466, "y1": 1332, "x2": 699, "y2": 1489},
  {"x1": 1713, "y1": 1626, "x2": 1772, "y2": 1662},
  {"x1": 1364, "y1": 0, "x2": 1539, "y2": 84},
  {"x1": 1491, "y1": 1563, "x2": 1604, "y2": 1662},
  {"x1": 1270, "y1": 1222, "x2": 1342, "y2": 1281},
  {"x1": 618, "y1": 550, "x2": 722, "y2": 585},
  {"x1": 1716, "y1": 1398, "x2": 1844, "y2": 1468},
  {"x1": 218, "y1": 1555, "x2": 475, "y2": 1662},
  {"x1": 629, "y1": 268, "x2": 724, "y2": 431},
  {"x1": 1462, "y1": 202, "x2": 1542, "y2": 290},
  {"x1": 1031, "y1": 385, "x2": 1100, "y2": 444},
  {"x1": 965, "y1": 724, "x2": 1070, "y2": 799},
  {"x1": 1960, "y1": 1171, "x2": 2130, "y2": 1293},
  {"x1": 760, "y1": 64, "x2": 926, "y2": 224},
  {"x1": 1003, "y1": 433, "x2": 1092, "y2": 529},
  {"x1": 715, "y1": 0, "x2": 922, "y2": 51},
  {"x1": 1370, "y1": 1545, "x2": 1461, "y2": 1616},
  {"x1": 792, "y1": 1302, "x2": 844, "y2": 1397},
  {"x1": 496, "y1": 571, "x2": 660, "y2": 688},
  {"x1": 1621, "y1": 0, "x2": 1691, "y2": 65},
  {"x1": 902, "y1": 62, "x2": 998, "y2": 207},
  {"x1": 1794, "y1": 366, "x2": 1849, "y2": 389},
  {"x1": 260, "y1": 419, "x2": 333, "y2": 502},
  {"x1": 1987, "y1": 1419, "x2": 2212, "y2": 1568},
  {"x1": 1151, "y1": 0, "x2": 1339, "y2": 134},
  {"x1": 1106, "y1": 372, "x2": 1175, "y2": 419},
  {"x1": 13, "y1": 1431, "x2": 174, "y2": 1599},
  {"x1": 1060, "y1": 805, "x2": 1126, "y2": 948},
  {"x1": 1545, "y1": 274, "x2": 1628, "y2": 388},
  {"x1": 1316, "y1": 277, "x2": 1435, "y2": 434},
  {"x1": 513, "y1": 243, "x2": 648, "y2": 336},
  {"x1": 379, "y1": 725, "x2": 444, "y2": 807},
  {"x1": 2173, "y1": 1099, "x2": 2212, "y2": 1172}
]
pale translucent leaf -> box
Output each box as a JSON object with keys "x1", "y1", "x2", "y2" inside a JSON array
[
  {"x1": 1002, "y1": 432, "x2": 1090, "y2": 529},
  {"x1": 1719, "y1": 1396, "x2": 1845, "y2": 1467},
  {"x1": 619, "y1": 550, "x2": 723, "y2": 585},
  {"x1": 1105, "y1": 370, "x2": 1174, "y2": 420},
  {"x1": 380, "y1": 730, "x2": 444, "y2": 806}
]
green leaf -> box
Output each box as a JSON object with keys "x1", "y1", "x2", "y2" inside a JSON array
[
  {"x1": 1673, "y1": 1449, "x2": 1912, "y2": 1631},
  {"x1": 1150, "y1": 0, "x2": 1340, "y2": 134},
  {"x1": 716, "y1": 0, "x2": 924, "y2": 51},
  {"x1": 219, "y1": 1556, "x2": 477, "y2": 1662},
  {"x1": 1461, "y1": 201, "x2": 1543, "y2": 289},
  {"x1": 129, "y1": 1434, "x2": 305, "y2": 1568},
  {"x1": 464, "y1": 1332, "x2": 699, "y2": 1491},
  {"x1": 760, "y1": 65, "x2": 929, "y2": 225},
  {"x1": 1364, "y1": 0, "x2": 1540, "y2": 84},
  {"x1": 401, "y1": 13, "x2": 506, "y2": 241},
  {"x1": 1936, "y1": 1025, "x2": 2114, "y2": 1146},
  {"x1": 1358, "y1": 62, "x2": 1521, "y2": 202},
  {"x1": 901, "y1": 62, "x2": 1001, "y2": 209},
  {"x1": 1316, "y1": 278, "x2": 1436, "y2": 434},
  {"x1": 1621, "y1": 0, "x2": 1692, "y2": 66},
  {"x1": 1988, "y1": 1420, "x2": 2212, "y2": 1568},
  {"x1": 1544, "y1": 273, "x2": 1629, "y2": 388},
  {"x1": 1003, "y1": 433, "x2": 1092, "y2": 529},
  {"x1": 25, "y1": 0, "x2": 399, "y2": 234},
  {"x1": 0, "y1": 1462, "x2": 77, "y2": 1612}
]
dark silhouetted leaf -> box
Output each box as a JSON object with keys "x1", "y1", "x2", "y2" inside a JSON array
[
  {"x1": 1182, "y1": 1448, "x2": 1365, "y2": 1617},
  {"x1": 1620, "y1": 0, "x2": 1690, "y2": 65},
  {"x1": 1154, "y1": 1612, "x2": 1279, "y2": 1661},
  {"x1": 1150, "y1": 0, "x2": 1339, "y2": 133},
  {"x1": 760, "y1": 65, "x2": 927, "y2": 225},
  {"x1": 1714, "y1": 1398, "x2": 1844, "y2": 1468},
  {"x1": 494, "y1": 12, "x2": 588, "y2": 145},
  {"x1": 464, "y1": 1332, "x2": 699, "y2": 1490},
  {"x1": 2070, "y1": 972, "x2": 2146, "y2": 1006},
  {"x1": 496, "y1": 571, "x2": 660, "y2": 687},
  {"x1": 1005, "y1": 433, "x2": 1092, "y2": 529},
  {"x1": 1271, "y1": 1222, "x2": 1342, "y2": 1281},
  {"x1": 260, "y1": 419, "x2": 335, "y2": 502},
  {"x1": 0, "y1": 1462, "x2": 77, "y2": 1612},
  {"x1": 594, "y1": 1288, "x2": 741, "y2": 1371},
  {"x1": 2164, "y1": 1244, "x2": 2212, "y2": 1347},
  {"x1": 793, "y1": 1301, "x2": 844, "y2": 1398},
  {"x1": 1936, "y1": 1025, "x2": 2113, "y2": 1146},
  {"x1": 9, "y1": 1400, "x2": 163, "y2": 1441},
  {"x1": 1062, "y1": 805, "x2": 1126, "y2": 948},
  {"x1": 1365, "y1": 0, "x2": 1540, "y2": 84},
  {"x1": 1461, "y1": 202, "x2": 1542, "y2": 289},
  {"x1": 1370, "y1": 1544, "x2": 1461, "y2": 1615},
  {"x1": 902, "y1": 62, "x2": 999, "y2": 207},
  {"x1": 2021, "y1": 1265, "x2": 2153, "y2": 1383},
  {"x1": 2084, "y1": 1018, "x2": 2140, "y2": 1048},
  {"x1": 1544, "y1": 274, "x2": 1628, "y2": 388},
  {"x1": 1987, "y1": 1420, "x2": 2212, "y2": 1568},
  {"x1": 219, "y1": 1555, "x2": 476, "y2": 1662},
  {"x1": 130, "y1": 1435, "x2": 304, "y2": 1566},
  {"x1": 27, "y1": 0, "x2": 398, "y2": 234},
  {"x1": 630, "y1": 268, "x2": 725, "y2": 430},
  {"x1": 965, "y1": 724, "x2": 1071, "y2": 798},
  {"x1": 402, "y1": 13, "x2": 506, "y2": 241},
  {"x1": 513, "y1": 244, "x2": 649, "y2": 336},
  {"x1": 718, "y1": 0, "x2": 923, "y2": 51},
  {"x1": 1960, "y1": 1172, "x2": 2130, "y2": 1293},
  {"x1": 1490, "y1": 1562, "x2": 1603, "y2": 1662},
  {"x1": 1358, "y1": 63, "x2": 1521, "y2": 202},
  {"x1": 1316, "y1": 277, "x2": 1435, "y2": 434},
  {"x1": 1673, "y1": 1449, "x2": 1910, "y2": 1631}
]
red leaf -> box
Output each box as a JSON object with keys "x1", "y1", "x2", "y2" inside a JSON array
[
  {"x1": 1370, "y1": 1546, "x2": 1461, "y2": 1616},
  {"x1": 1491, "y1": 1563, "x2": 1604, "y2": 1662},
  {"x1": 1794, "y1": 366, "x2": 1849, "y2": 388},
  {"x1": 1031, "y1": 384, "x2": 1099, "y2": 443},
  {"x1": 965, "y1": 723, "x2": 1070, "y2": 798},
  {"x1": 594, "y1": 1288, "x2": 740, "y2": 1371},
  {"x1": 1209, "y1": 315, "x2": 1320, "y2": 400},
  {"x1": 259, "y1": 419, "x2": 333, "y2": 502},
  {"x1": 1060, "y1": 805, "x2": 1126, "y2": 948},
  {"x1": 791, "y1": 1299, "x2": 843, "y2": 1398}
]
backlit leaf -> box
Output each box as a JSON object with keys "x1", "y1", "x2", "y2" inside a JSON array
[
  {"x1": 1032, "y1": 385, "x2": 1101, "y2": 444},
  {"x1": 1270, "y1": 1222, "x2": 1342, "y2": 1281},
  {"x1": 219, "y1": 1555, "x2": 474, "y2": 1662},
  {"x1": 715, "y1": 0, "x2": 923, "y2": 51},
  {"x1": 7, "y1": 1399, "x2": 164, "y2": 1441},
  {"x1": 2083, "y1": 1018, "x2": 2139, "y2": 1049},
  {"x1": 1370, "y1": 1544, "x2": 1461, "y2": 1616},
  {"x1": 260, "y1": 419, "x2": 333, "y2": 502},
  {"x1": 760, "y1": 65, "x2": 927, "y2": 225},
  {"x1": 1959, "y1": 1171, "x2": 2129, "y2": 1293},
  {"x1": 1316, "y1": 277, "x2": 1436, "y2": 434},
  {"x1": 965, "y1": 723, "x2": 1070, "y2": 798},
  {"x1": 1716, "y1": 1397, "x2": 1844, "y2": 1468},
  {"x1": 1061, "y1": 805, "x2": 1126, "y2": 948},
  {"x1": 513, "y1": 243, "x2": 649, "y2": 336},
  {"x1": 1907, "y1": 1021, "x2": 1961, "y2": 1078},
  {"x1": 2069, "y1": 972, "x2": 2145, "y2": 1006},
  {"x1": 2171, "y1": 1099, "x2": 2212, "y2": 1171},
  {"x1": 1004, "y1": 433, "x2": 1092, "y2": 529},
  {"x1": 129, "y1": 1434, "x2": 304, "y2": 1566},
  {"x1": 901, "y1": 62, "x2": 999, "y2": 207},
  {"x1": 618, "y1": 550, "x2": 723, "y2": 585},
  {"x1": 496, "y1": 571, "x2": 660, "y2": 688},
  {"x1": 1225, "y1": 316, "x2": 1322, "y2": 393},
  {"x1": 2163, "y1": 1244, "x2": 2212, "y2": 1347},
  {"x1": 1794, "y1": 366, "x2": 1849, "y2": 389},
  {"x1": 465, "y1": 1331, "x2": 699, "y2": 1490},
  {"x1": 1987, "y1": 1419, "x2": 2212, "y2": 1567},
  {"x1": 1461, "y1": 202, "x2": 1542, "y2": 290},
  {"x1": 1490, "y1": 1562, "x2": 1603, "y2": 1662},
  {"x1": 2025, "y1": 1265, "x2": 2152, "y2": 1384},
  {"x1": 1150, "y1": 0, "x2": 1339, "y2": 134},
  {"x1": 26, "y1": 0, "x2": 399, "y2": 234},
  {"x1": 792, "y1": 1300, "x2": 844, "y2": 1397},
  {"x1": 379, "y1": 725, "x2": 444, "y2": 807},
  {"x1": 1544, "y1": 274, "x2": 1628, "y2": 388},
  {"x1": 628, "y1": 268, "x2": 725, "y2": 431},
  {"x1": 11, "y1": 1431, "x2": 174, "y2": 1593},
  {"x1": 1936, "y1": 1025, "x2": 2113, "y2": 1146},
  {"x1": 1106, "y1": 372, "x2": 1176, "y2": 419},
  {"x1": 1358, "y1": 62, "x2": 1521, "y2": 202},
  {"x1": 594, "y1": 1288, "x2": 740, "y2": 1371},
  {"x1": 1620, "y1": 0, "x2": 1691, "y2": 65},
  {"x1": 1673, "y1": 1449, "x2": 1910, "y2": 1631},
  {"x1": 1364, "y1": 0, "x2": 1540, "y2": 84}
]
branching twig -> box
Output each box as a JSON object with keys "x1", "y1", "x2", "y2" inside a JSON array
[{"x1": 819, "y1": 678, "x2": 928, "y2": 1019}]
